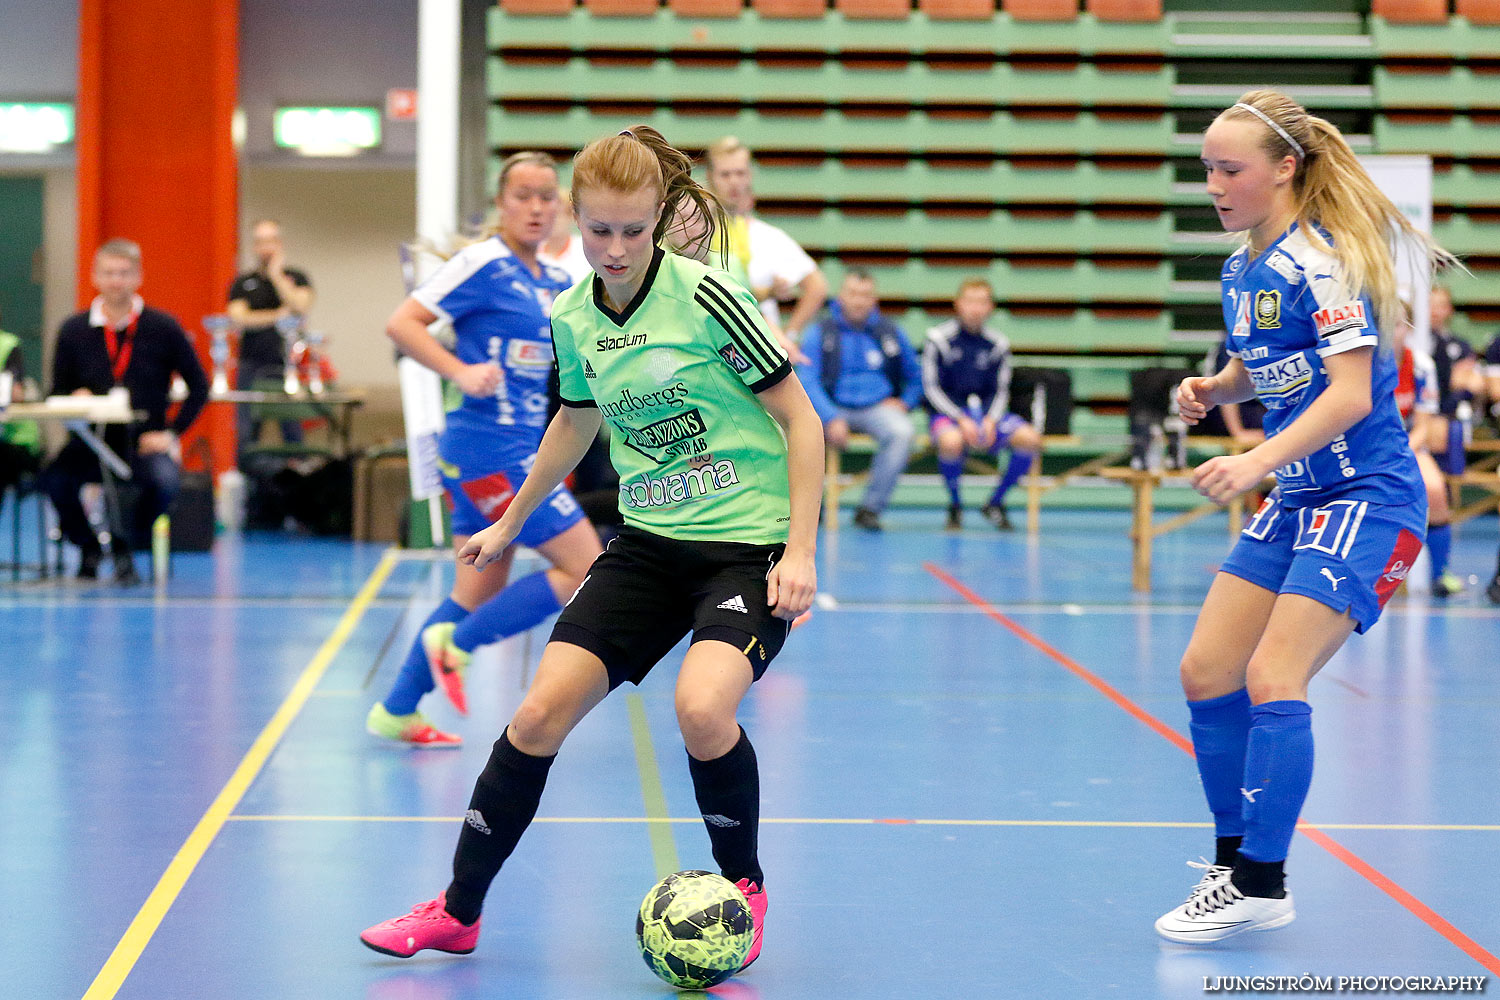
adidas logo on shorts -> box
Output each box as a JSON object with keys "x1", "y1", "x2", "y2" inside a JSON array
[
  {"x1": 717, "y1": 595, "x2": 748, "y2": 614},
  {"x1": 702, "y1": 813, "x2": 741, "y2": 828},
  {"x1": 465, "y1": 809, "x2": 492, "y2": 835}
]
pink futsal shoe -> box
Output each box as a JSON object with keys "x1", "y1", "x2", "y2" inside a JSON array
[
  {"x1": 360, "y1": 893, "x2": 480, "y2": 958},
  {"x1": 422, "y1": 622, "x2": 471, "y2": 716},
  {"x1": 734, "y1": 878, "x2": 767, "y2": 971}
]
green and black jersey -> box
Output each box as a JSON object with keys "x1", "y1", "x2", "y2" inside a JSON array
[{"x1": 551, "y1": 247, "x2": 793, "y2": 544}]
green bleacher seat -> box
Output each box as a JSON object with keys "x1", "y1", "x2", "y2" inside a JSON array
[
  {"x1": 1376, "y1": 113, "x2": 1500, "y2": 158},
  {"x1": 489, "y1": 8, "x2": 1172, "y2": 55},
  {"x1": 1434, "y1": 164, "x2": 1500, "y2": 210},
  {"x1": 817, "y1": 259, "x2": 1173, "y2": 302},
  {"x1": 757, "y1": 207, "x2": 1174, "y2": 254},
  {"x1": 489, "y1": 107, "x2": 1175, "y2": 155},
  {"x1": 490, "y1": 56, "x2": 1174, "y2": 107},
  {"x1": 1373, "y1": 67, "x2": 1500, "y2": 111},
  {"x1": 1370, "y1": 15, "x2": 1500, "y2": 58},
  {"x1": 744, "y1": 160, "x2": 1175, "y2": 205}
]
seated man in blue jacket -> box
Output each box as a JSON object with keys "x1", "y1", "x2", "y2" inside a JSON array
[{"x1": 798, "y1": 268, "x2": 922, "y2": 532}]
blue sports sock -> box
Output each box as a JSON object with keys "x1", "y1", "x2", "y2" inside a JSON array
[
  {"x1": 383, "y1": 596, "x2": 468, "y2": 715},
  {"x1": 939, "y1": 454, "x2": 964, "y2": 507},
  {"x1": 452, "y1": 571, "x2": 562, "y2": 654},
  {"x1": 989, "y1": 451, "x2": 1033, "y2": 507},
  {"x1": 1428, "y1": 523, "x2": 1452, "y2": 582},
  {"x1": 1188, "y1": 688, "x2": 1253, "y2": 839},
  {"x1": 1239, "y1": 700, "x2": 1314, "y2": 863}
]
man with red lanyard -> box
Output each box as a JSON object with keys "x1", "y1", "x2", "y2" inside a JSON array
[{"x1": 41, "y1": 239, "x2": 209, "y2": 583}]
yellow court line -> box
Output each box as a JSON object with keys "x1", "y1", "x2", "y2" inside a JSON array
[
  {"x1": 626, "y1": 693, "x2": 681, "y2": 878},
  {"x1": 223, "y1": 814, "x2": 1500, "y2": 832},
  {"x1": 82, "y1": 549, "x2": 400, "y2": 1000}
]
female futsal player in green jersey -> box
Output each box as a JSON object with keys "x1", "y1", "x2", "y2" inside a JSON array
[{"x1": 361, "y1": 125, "x2": 824, "y2": 975}]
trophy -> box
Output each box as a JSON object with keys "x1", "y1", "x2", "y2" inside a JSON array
[
  {"x1": 203, "y1": 314, "x2": 234, "y2": 395},
  {"x1": 275, "y1": 313, "x2": 304, "y2": 395},
  {"x1": 303, "y1": 330, "x2": 326, "y2": 395}
]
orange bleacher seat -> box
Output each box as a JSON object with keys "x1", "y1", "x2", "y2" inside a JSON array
[
  {"x1": 669, "y1": 0, "x2": 745, "y2": 14},
  {"x1": 584, "y1": 0, "x2": 660, "y2": 13},
  {"x1": 1372, "y1": 0, "x2": 1450, "y2": 21},
  {"x1": 752, "y1": 0, "x2": 827, "y2": 15},
  {"x1": 1087, "y1": 0, "x2": 1160, "y2": 19},
  {"x1": 500, "y1": 0, "x2": 576, "y2": 13},
  {"x1": 1003, "y1": 0, "x2": 1078, "y2": 19},
  {"x1": 919, "y1": 0, "x2": 995, "y2": 17},
  {"x1": 836, "y1": 0, "x2": 912, "y2": 16},
  {"x1": 1456, "y1": 0, "x2": 1500, "y2": 23}
]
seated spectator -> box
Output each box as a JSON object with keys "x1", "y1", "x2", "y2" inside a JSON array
[
  {"x1": 0, "y1": 316, "x2": 41, "y2": 494},
  {"x1": 42, "y1": 239, "x2": 209, "y2": 583},
  {"x1": 922, "y1": 279, "x2": 1041, "y2": 531},
  {"x1": 797, "y1": 268, "x2": 921, "y2": 532},
  {"x1": 1427, "y1": 286, "x2": 1483, "y2": 469}
]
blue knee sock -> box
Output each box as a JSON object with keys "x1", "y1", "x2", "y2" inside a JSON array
[
  {"x1": 989, "y1": 451, "x2": 1033, "y2": 508},
  {"x1": 939, "y1": 454, "x2": 964, "y2": 507},
  {"x1": 452, "y1": 571, "x2": 562, "y2": 654},
  {"x1": 383, "y1": 597, "x2": 468, "y2": 715},
  {"x1": 1428, "y1": 523, "x2": 1452, "y2": 582},
  {"x1": 1188, "y1": 688, "x2": 1253, "y2": 840},
  {"x1": 1239, "y1": 700, "x2": 1313, "y2": 864}
]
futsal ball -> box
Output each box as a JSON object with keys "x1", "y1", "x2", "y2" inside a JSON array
[{"x1": 636, "y1": 870, "x2": 753, "y2": 989}]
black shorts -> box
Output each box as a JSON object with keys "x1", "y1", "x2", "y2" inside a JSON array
[{"x1": 549, "y1": 524, "x2": 792, "y2": 690}]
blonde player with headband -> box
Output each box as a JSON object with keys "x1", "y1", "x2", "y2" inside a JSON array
[
  {"x1": 1156, "y1": 90, "x2": 1456, "y2": 942},
  {"x1": 362, "y1": 126, "x2": 823, "y2": 972}
]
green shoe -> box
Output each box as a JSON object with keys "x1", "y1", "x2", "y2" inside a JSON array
[
  {"x1": 365, "y1": 702, "x2": 461, "y2": 747},
  {"x1": 1433, "y1": 571, "x2": 1465, "y2": 599},
  {"x1": 422, "y1": 622, "x2": 473, "y2": 715}
]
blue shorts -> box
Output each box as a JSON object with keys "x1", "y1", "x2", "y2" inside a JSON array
[
  {"x1": 439, "y1": 430, "x2": 585, "y2": 544},
  {"x1": 928, "y1": 412, "x2": 1029, "y2": 454},
  {"x1": 1218, "y1": 491, "x2": 1426, "y2": 634}
]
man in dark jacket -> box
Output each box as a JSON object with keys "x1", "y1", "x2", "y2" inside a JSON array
[
  {"x1": 797, "y1": 268, "x2": 922, "y2": 531},
  {"x1": 42, "y1": 239, "x2": 209, "y2": 583}
]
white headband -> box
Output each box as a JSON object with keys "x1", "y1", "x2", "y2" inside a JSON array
[{"x1": 1233, "y1": 103, "x2": 1304, "y2": 160}]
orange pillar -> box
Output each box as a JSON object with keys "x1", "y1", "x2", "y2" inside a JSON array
[{"x1": 77, "y1": 0, "x2": 239, "y2": 478}]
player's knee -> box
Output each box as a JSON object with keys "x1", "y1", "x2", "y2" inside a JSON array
[
  {"x1": 674, "y1": 691, "x2": 735, "y2": 749},
  {"x1": 1243, "y1": 660, "x2": 1303, "y2": 705},
  {"x1": 1178, "y1": 647, "x2": 1227, "y2": 701},
  {"x1": 507, "y1": 696, "x2": 572, "y2": 755},
  {"x1": 935, "y1": 429, "x2": 963, "y2": 460},
  {"x1": 1013, "y1": 426, "x2": 1042, "y2": 454}
]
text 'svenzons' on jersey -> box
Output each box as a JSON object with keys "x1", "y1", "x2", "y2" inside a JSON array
[
  {"x1": 412, "y1": 236, "x2": 572, "y2": 456},
  {"x1": 1220, "y1": 224, "x2": 1421, "y2": 508},
  {"x1": 551, "y1": 248, "x2": 793, "y2": 544}
]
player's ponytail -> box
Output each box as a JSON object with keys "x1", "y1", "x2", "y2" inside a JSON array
[
  {"x1": 571, "y1": 125, "x2": 728, "y2": 265},
  {"x1": 1220, "y1": 90, "x2": 1459, "y2": 344}
]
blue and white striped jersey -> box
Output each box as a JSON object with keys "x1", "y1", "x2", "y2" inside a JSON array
[
  {"x1": 412, "y1": 236, "x2": 572, "y2": 449},
  {"x1": 1220, "y1": 223, "x2": 1421, "y2": 507}
]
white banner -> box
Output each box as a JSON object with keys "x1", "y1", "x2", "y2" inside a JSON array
[{"x1": 1360, "y1": 154, "x2": 1434, "y2": 355}]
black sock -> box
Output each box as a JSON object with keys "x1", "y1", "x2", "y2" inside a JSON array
[
  {"x1": 444, "y1": 729, "x2": 555, "y2": 925},
  {"x1": 1230, "y1": 853, "x2": 1286, "y2": 899},
  {"x1": 687, "y1": 727, "x2": 763, "y2": 887},
  {"x1": 1214, "y1": 835, "x2": 1243, "y2": 869}
]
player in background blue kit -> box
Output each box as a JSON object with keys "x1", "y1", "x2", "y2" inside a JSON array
[
  {"x1": 366, "y1": 152, "x2": 603, "y2": 746},
  {"x1": 922, "y1": 278, "x2": 1041, "y2": 531},
  {"x1": 1154, "y1": 90, "x2": 1457, "y2": 943}
]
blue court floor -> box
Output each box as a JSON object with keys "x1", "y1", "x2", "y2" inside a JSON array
[{"x1": 5, "y1": 509, "x2": 1499, "y2": 999}]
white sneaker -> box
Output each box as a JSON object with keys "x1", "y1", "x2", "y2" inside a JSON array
[
  {"x1": 1182, "y1": 858, "x2": 1232, "y2": 900},
  {"x1": 1155, "y1": 877, "x2": 1295, "y2": 944}
]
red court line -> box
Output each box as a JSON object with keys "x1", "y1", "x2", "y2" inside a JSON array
[{"x1": 924, "y1": 561, "x2": 1500, "y2": 978}]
